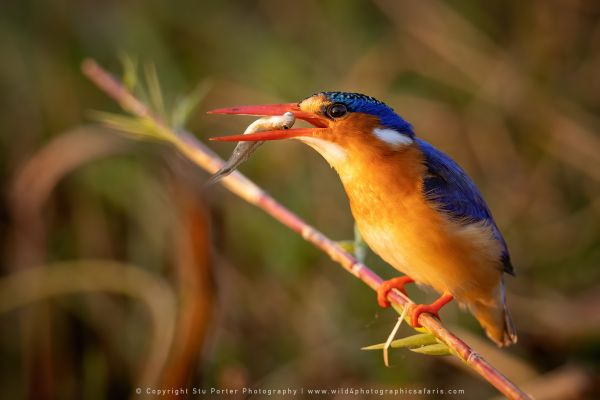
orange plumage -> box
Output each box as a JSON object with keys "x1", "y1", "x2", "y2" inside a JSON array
[
  {"x1": 210, "y1": 91, "x2": 517, "y2": 346},
  {"x1": 302, "y1": 108, "x2": 513, "y2": 345}
]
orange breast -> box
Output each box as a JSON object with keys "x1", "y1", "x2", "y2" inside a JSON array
[{"x1": 337, "y1": 143, "x2": 504, "y2": 305}]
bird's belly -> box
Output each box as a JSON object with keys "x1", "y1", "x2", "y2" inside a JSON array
[
  {"x1": 331, "y1": 145, "x2": 503, "y2": 303},
  {"x1": 350, "y1": 194, "x2": 503, "y2": 301},
  {"x1": 356, "y1": 213, "x2": 446, "y2": 290}
]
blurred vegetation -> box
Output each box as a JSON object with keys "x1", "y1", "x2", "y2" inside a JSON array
[{"x1": 1, "y1": 1, "x2": 599, "y2": 399}]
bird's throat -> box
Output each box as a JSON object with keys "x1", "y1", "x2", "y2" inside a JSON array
[{"x1": 297, "y1": 136, "x2": 348, "y2": 167}]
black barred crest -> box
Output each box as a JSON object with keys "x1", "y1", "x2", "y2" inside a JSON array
[{"x1": 321, "y1": 92, "x2": 384, "y2": 106}]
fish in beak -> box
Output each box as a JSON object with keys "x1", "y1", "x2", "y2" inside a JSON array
[
  {"x1": 208, "y1": 103, "x2": 328, "y2": 142},
  {"x1": 205, "y1": 112, "x2": 296, "y2": 185}
]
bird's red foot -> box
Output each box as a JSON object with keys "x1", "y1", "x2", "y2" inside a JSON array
[
  {"x1": 410, "y1": 293, "x2": 454, "y2": 328},
  {"x1": 377, "y1": 276, "x2": 415, "y2": 308}
]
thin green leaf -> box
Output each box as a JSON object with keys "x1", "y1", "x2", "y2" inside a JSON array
[
  {"x1": 90, "y1": 111, "x2": 171, "y2": 142},
  {"x1": 336, "y1": 240, "x2": 355, "y2": 254},
  {"x1": 362, "y1": 333, "x2": 438, "y2": 351},
  {"x1": 120, "y1": 54, "x2": 138, "y2": 91},
  {"x1": 409, "y1": 343, "x2": 452, "y2": 356},
  {"x1": 353, "y1": 223, "x2": 368, "y2": 264},
  {"x1": 171, "y1": 80, "x2": 211, "y2": 129},
  {"x1": 144, "y1": 62, "x2": 166, "y2": 120}
]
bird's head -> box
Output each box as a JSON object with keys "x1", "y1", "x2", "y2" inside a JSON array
[{"x1": 210, "y1": 91, "x2": 415, "y2": 168}]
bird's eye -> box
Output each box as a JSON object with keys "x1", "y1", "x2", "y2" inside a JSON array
[{"x1": 326, "y1": 103, "x2": 348, "y2": 119}]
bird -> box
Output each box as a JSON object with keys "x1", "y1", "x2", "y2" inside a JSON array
[{"x1": 209, "y1": 91, "x2": 517, "y2": 347}]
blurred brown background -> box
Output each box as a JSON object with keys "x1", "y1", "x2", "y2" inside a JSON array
[{"x1": 1, "y1": 1, "x2": 599, "y2": 399}]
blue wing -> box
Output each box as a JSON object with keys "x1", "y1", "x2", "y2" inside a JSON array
[{"x1": 416, "y1": 139, "x2": 514, "y2": 275}]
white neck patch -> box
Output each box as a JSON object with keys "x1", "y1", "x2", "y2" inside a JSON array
[
  {"x1": 373, "y1": 127, "x2": 413, "y2": 148},
  {"x1": 298, "y1": 137, "x2": 347, "y2": 167}
]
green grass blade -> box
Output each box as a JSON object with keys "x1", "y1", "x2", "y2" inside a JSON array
[
  {"x1": 409, "y1": 343, "x2": 452, "y2": 356},
  {"x1": 144, "y1": 62, "x2": 166, "y2": 120},
  {"x1": 362, "y1": 333, "x2": 439, "y2": 350},
  {"x1": 171, "y1": 80, "x2": 211, "y2": 129},
  {"x1": 120, "y1": 54, "x2": 138, "y2": 91},
  {"x1": 90, "y1": 111, "x2": 171, "y2": 142}
]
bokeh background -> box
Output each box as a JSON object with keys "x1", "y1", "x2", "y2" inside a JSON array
[{"x1": 1, "y1": 1, "x2": 599, "y2": 399}]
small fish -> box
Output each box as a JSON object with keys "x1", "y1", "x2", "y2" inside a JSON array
[{"x1": 206, "y1": 112, "x2": 295, "y2": 185}]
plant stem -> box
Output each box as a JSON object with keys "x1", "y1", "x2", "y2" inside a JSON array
[{"x1": 82, "y1": 59, "x2": 532, "y2": 400}]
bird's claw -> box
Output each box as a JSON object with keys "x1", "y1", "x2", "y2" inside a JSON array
[
  {"x1": 408, "y1": 293, "x2": 454, "y2": 328},
  {"x1": 409, "y1": 304, "x2": 441, "y2": 328},
  {"x1": 377, "y1": 276, "x2": 415, "y2": 308}
]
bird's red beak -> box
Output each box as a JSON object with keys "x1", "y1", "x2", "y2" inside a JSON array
[{"x1": 208, "y1": 103, "x2": 327, "y2": 142}]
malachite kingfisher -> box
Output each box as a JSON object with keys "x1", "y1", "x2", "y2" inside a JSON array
[{"x1": 209, "y1": 92, "x2": 517, "y2": 347}]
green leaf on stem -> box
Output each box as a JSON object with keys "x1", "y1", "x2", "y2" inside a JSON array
[
  {"x1": 362, "y1": 333, "x2": 439, "y2": 351},
  {"x1": 409, "y1": 343, "x2": 452, "y2": 356}
]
